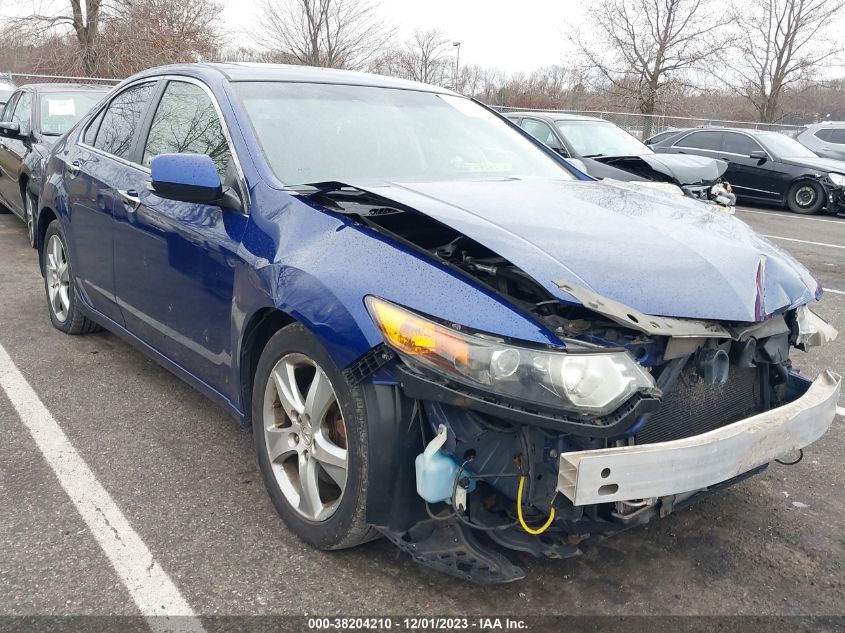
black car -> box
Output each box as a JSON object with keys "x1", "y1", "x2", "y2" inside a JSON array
[
  {"x1": 0, "y1": 83, "x2": 108, "y2": 245},
  {"x1": 651, "y1": 127, "x2": 845, "y2": 214},
  {"x1": 505, "y1": 112, "x2": 735, "y2": 205}
]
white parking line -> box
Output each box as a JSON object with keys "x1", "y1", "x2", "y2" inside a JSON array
[
  {"x1": 0, "y1": 343, "x2": 205, "y2": 633},
  {"x1": 737, "y1": 208, "x2": 845, "y2": 224},
  {"x1": 838, "y1": 407, "x2": 845, "y2": 417},
  {"x1": 763, "y1": 235, "x2": 845, "y2": 250},
  {"x1": 825, "y1": 288, "x2": 845, "y2": 295}
]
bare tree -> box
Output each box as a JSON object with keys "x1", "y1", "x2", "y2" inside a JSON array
[
  {"x1": 101, "y1": 0, "x2": 222, "y2": 74},
  {"x1": 400, "y1": 28, "x2": 452, "y2": 85},
  {"x1": 729, "y1": 0, "x2": 845, "y2": 122},
  {"x1": 575, "y1": 0, "x2": 724, "y2": 134},
  {"x1": 5, "y1": 0, "x2": 112, "y2": 74},
  {"x1": 257, "y1": 0, "x2": 389, "y2": 70}
]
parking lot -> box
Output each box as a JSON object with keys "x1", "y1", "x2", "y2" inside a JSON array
[{"x1": 1, "y1": 204, "x2": 843, "y2": 626}]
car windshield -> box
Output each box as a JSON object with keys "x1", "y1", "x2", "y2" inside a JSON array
[
  {"x1": 554, "y1": 119, "x2": 652, "y2": 157},
  {"x1": 39, "y1": 91, "x2": 106, "y2": 136},
  {"x1": 0, "y1": 87, "x2": 12, "y2": 104},
  {"x1": 233, "y1": 82, "x2": 573, "y2": 184},
  {"x1": 756, "y1": 132, "x2": 818, "y2": 159}
]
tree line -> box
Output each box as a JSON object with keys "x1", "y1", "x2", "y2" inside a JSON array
[{"x1": 2, "y1": 0, "x2": 844, "y2": 124}]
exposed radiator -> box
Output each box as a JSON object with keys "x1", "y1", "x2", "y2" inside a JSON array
[{"x1": 636, "y1": 364, "x2": 763, "y2": 444}]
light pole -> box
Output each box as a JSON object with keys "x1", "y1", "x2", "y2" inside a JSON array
[{"x1": 452, "y1": 41, "x2": 461, "y2": 92}]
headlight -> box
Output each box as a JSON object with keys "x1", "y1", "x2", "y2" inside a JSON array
[
  {"x1": 632, "y1": 181, "x2": 685, "y2": 196},
  {"x1": 828, "y1": 173, "x2": 845, "y2": 187},
  {"x1": 365, "y1": 297, "x2": 656, "y2": 416}
]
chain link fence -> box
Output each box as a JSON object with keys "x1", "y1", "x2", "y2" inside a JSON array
[
  {"x1": 8, "y1": 72, "x2": 121, "y2": 85},
  {"x1": 5, "y1": 73, "x2": 807, "y2": 140},
  {"x1": 492, "y1": 106, "x2": 805, "y2": 140}
]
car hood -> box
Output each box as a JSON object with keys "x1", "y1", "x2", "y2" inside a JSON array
[
  {"x1": 595, "y1": 153, "x2": 728, "y2": 185},
  {"x1": 347, "y1": 178, "x2": 819, "y2": 323},
  {"x1": 779, "y1": 155, "x2": 845, "y2": 174}
]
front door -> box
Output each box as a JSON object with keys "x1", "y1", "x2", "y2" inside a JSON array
[
  {"x1": 0, "y1": 90, "x2": 31, "y2": 213},
  {"x1": 113, "y1": 79, "x2": 248, "y2": 396}
]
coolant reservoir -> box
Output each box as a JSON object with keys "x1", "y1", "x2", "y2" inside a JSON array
[{"x1": 415, "y1": 424, "x2": 461, "y2": 503}]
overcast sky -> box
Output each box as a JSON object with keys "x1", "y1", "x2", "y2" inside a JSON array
[{"x1": 220, "y1": 0, "x2": 585, "y2": 74}]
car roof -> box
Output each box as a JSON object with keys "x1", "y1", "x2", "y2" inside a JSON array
[
  {"x1": 127, "y1": 62, "x2": 454, "y2": 94},
  {"x1": 504, "y1": 111, "x2": 605, "y2": 122},
  {"x1": 804, "y1": 121, "x2": 845, "y2": 128}
]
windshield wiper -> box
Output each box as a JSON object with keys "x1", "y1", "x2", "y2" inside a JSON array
[{"x1": 581, "y1": 153, "x2": 606, "y2": 158}]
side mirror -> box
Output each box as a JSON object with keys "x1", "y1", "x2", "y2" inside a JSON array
[
  {"x1": 0, "y1": 121, "x2": 20, "y2": 138},
  {"x1": 148, "y1": 153, "x2": 225, "y2": 205},
  {"x1": 750, "y1": 150, "x2": 768, "y2": 161}
]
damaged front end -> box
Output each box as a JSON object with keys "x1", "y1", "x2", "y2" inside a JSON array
[
  {"x1": 299, "y1": 182, "x2": 839, "y2": 585},
  {"x1": 596, "y1": 154, "x2": 736, "y2": 207}
]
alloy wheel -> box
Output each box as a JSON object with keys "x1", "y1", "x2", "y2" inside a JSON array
[
  {"x1": 45, "y1": 234, "x2": 70, "y2": 322},
  {"x1": 262, "y1": 353, "x2": 349, "y2": 522},
  {"x1": 25, "y1": 195, "x2": 35, "y2": 246},
  {"x1": 795, "y1": 185, "x2": 816, "y2": 208}
]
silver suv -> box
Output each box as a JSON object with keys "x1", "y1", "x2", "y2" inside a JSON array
[{"x1": 796, "y1": 122, "x2": 845, "y2": 161}]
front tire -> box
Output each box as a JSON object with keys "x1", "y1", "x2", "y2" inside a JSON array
[
  {"x1": 252, "y1": 323, "x2": 378, "y2": 550},
  {"x1": 787, "y1": 180, "x2": 825, "y2": 214},
  {"x1": 42, "y1": 220, "x2": 100, "y2": 334}
]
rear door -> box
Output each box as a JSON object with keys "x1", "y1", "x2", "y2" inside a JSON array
[
  {"x1": 0, "y1": 90, "x2": 31, "y2": 214},
  {"x1": 814, "y1": 128, "x2": 845, "y2": 161},
  {"x1": 113, "y1": 78, "x2": 248, "y2": 393},
  {"x1": 67, "y1": 81, "x2": 158, "y2": 324}
]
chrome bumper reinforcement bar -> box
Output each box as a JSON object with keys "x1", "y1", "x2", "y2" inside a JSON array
[{"x1": 557, "y1": 371, "x2": 841, "y2": 506}]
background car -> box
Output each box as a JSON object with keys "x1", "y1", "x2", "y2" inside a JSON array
[
  {"x1": 0, "y1": 83, "x2": 108, "y2": 245},
  {"x1": 651, "y1": 127, "x2": 845, "y2": 214},
  {"x1": 35, "y1": 63, "x2": 836, "y2": 585},
  {"x1": 796, "y1": 121, "x2": 845, "y2": 161},
  {"x1": 506, "y1": 112, "x2": 734, "y2": 205}
]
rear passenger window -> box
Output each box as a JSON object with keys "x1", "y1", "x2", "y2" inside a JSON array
[
  {"x1": 93, "y1": 83, "x2": 155, "y2": 161},
  {"x1": 142, "y1": 81, "x2": 231, "y2": 178},
  {"x1": 722, "y1": 133, "x2": 762, "y2": 155},
  {"x1": 829, "y1": 129, "x2": 845, "y2": 144},
  {"x1": 675, "y1": 131, "x2": 722, "y2": 151}
]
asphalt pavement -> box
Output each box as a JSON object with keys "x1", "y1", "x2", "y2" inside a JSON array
[{"x1": 1, "y1": 204, "x2": 843, "y2": 628}]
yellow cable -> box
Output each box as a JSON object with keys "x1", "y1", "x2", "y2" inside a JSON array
[{"x1": 516, "y1": 476, "x2": 556, "y2": 535}]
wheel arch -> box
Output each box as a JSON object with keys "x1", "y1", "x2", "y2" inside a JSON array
[{"x1": 238, "y1": 307, "x2": 297, "y2": 426}]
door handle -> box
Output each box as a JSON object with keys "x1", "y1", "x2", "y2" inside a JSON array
[
  {"x1": 66, "y1": 159, "x2": 81, "y2": 178},
  {"x1": 118, "y1": 189, "x2": 141, "y2": 211},
  {"x1": 820, "y1": 147, "x2": 831, "y2": 151}
]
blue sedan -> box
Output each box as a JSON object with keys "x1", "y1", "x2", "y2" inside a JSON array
[{"x1": 38, "y1": 63, "x2": 839, "y2": 584}]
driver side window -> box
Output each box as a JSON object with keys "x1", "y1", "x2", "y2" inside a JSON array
[
  {"x1": 1, "y1": 93, "x2": 19, "y2": 121},
  {"x1": 12, "y1": 91, "x2": 32, "y2": 132},
  {"x1": 521, "y1": 118, "x2": 564, "y2": 152}
]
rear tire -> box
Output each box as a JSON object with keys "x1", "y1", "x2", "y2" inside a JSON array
[
  {"x1": 252, "y1": 322, "x2": 379, "y2": 550},
  {"x1": 43, "y1": 220, "x2": 101, "y2": 335},
  {"x1": 786, "y1": 180, "x2": 825, "y2": 215}
]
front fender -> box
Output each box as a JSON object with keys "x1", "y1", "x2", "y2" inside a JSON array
[{"x1": 241, "y1": 190, "x2": 563, "y2": 372}]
